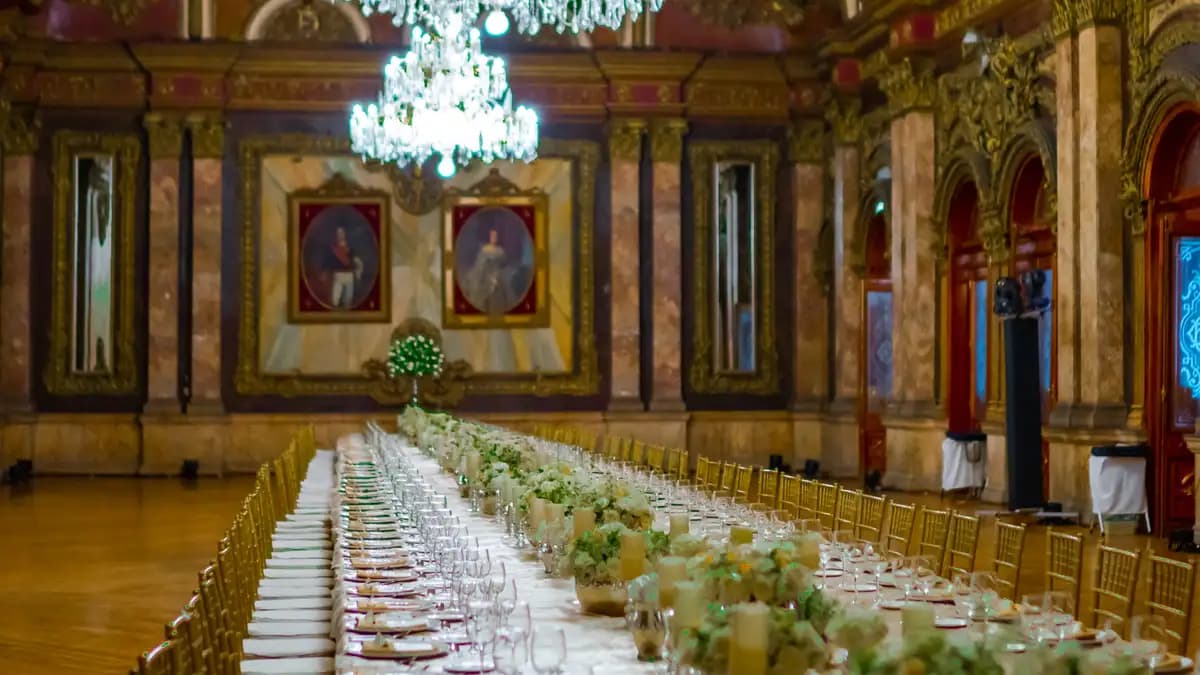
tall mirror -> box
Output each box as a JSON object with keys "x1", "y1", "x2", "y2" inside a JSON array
[
  {"x1": 71, "y1": 154, "x2": 115, "y2": 374},
  {"x1": 713, "y1": 161, "x2": 756, "y2": 372}
]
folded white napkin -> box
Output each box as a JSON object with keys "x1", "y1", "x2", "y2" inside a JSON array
[
  {"x1": 242, "y1": 637, "x2": 335, "y2": 658},
  {"x1": 246, "y1": 621, "x2": 331, "y2": 638},
  {"x1": 255, "y1": 598, "x2": 333, "y2": 612},
  {"x1": 239, "y1": 656, "x2": 334, "y2": 675},
  {"x1": 262, "y1": 567, "x2": 332, "y2": 580},
  {"x1": 253, "y1": 608, "x2": 332, "y2": 623}
]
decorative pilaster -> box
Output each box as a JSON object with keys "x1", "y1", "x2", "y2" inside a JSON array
[
  {"x1": 608, "y1": 118, "x2": 646, "y2": 410},
  {"x1": 0, "y1": 109, "x2": 38, "y2": 414},
  {"x1": 877, "y1": 58, "x2": 937, "y2": 119},
  {"x1": 830, "y1": 142, "x2": 861, "y2": 405},
  {"x1": 186, "y1": 112, "x2": 225, "y2": 413},
  {"x1": 144, "y1": 112, "x2": 184, "y2": 412},
  {"x1": 1051, "y1": 26, "x2": 1081, "y2": 425},
  {"x1": 648, "y1": 118, "x2": 686, "y2": 411},
  {"x1": 789, "y1": 118, "x2": 828, "y2": 409}
]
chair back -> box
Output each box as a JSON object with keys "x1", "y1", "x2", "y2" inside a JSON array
[
  {"x1": 1146, "y1": 554, "x2": 1197, "y2": 654},
  {"x1": 646, "y1": 445, "x2": 666, "y2": 472},
  {"x1": 733, "y1": 465, "x2": 754, "y2": 500},
  {"x1": 799, "y1": 479, "x2": 819, "y2": 520},
  {"x1": 718, "y1": 462, "x2": 737, "y2": 495},
  {"x1": 883, "y1": 501, "x2": 916, "y2": 557},
  {"x1": 755, "y1": 468, "x2": 780, "y2": 508},
  {"x1": 915, "y1": 507, "x2": 953, "y2": 565},
  {"x1": 137, "y1": 640, "x2": 176, "y2": 675},
  {"x1": 942, "y1": 512, "x2": 981, "y2": 579},
  {"x1": 834, "y1": 487, "x2": 862, "y2": 532},
  {"x1": 695, "y1": 456, "x2": 712, "y2": 487},
  {"x1": 1090, "y1": 545, "x2": 1141, "y2": 637},
  {"x1": 991, "y1": 521, "x2": 1026, "y2": 599},
  {"x1": 856, "y1": 493, "x2": 888, "y2": 545},
  {"x1": 1045, "y1": 529, "x2": 1084, "y2": 612},
  {"x1": 777, "y1": 474, "x2": 801, "y2": 518},
  {"x1": 815, "y1": 481, "x2": 839, "y2": 529}
]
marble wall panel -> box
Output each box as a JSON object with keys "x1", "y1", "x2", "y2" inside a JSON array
[
  {"x1": 820, "y1": 415, "x2": 860, "y2": 479},
  {"x1": 141, "y1": 414, "x2": 228, "y2": 475},
  {"x1": 890, "y1": 115, "x2": 909, "y2": 402},
  {"x1": 32, "y1": 415, "x2": 140, "y2": 474},
  {"x1": 688, "y1": 411, "x2": 793, "y2": 468},
  {"x1": 883, "y1": 424, "x2": 943, "y2": 491},
  {"x1": 650, "y1": 162, "x2": 683, "y2": 409},
  {"x1": 792, "y1": 164, "x2": 828, "y2": 403},
  {"x1": 1, "y1": 156, "x2": 33, "y2": 411},
  {"x1": 146, "y1": 160, "x2": 180, "y2": 406},
  {"x1": 610, "y1": 158, "x2": 641, "y2": 406},
  {"x1": 907, "y1": 113, "x2": 938, "y2": 403},
  {"x1": 1054, "y1": 36, "x2": 1080, "y2": 408},
  {"x1": 983, "y1": 433, "x2": 1008, "y2": 503},
  {"x1": 832, "y1": 146, "x2": 862, "y2": 401},
  {"x1": 192, "y1": 158, "x2": 224, "y2": 408}
]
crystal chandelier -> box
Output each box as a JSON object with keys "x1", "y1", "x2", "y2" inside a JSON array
[
  {"x1": 346, "y1": 0, "x2": 664, "y2": 35},
  {"x1": 349, "y1": 18, "x2": 539, "y2": 178}
]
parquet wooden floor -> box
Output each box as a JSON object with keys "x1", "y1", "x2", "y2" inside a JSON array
[{"x1": 0, "y1": 476, "x2": 254, "y2": 675}]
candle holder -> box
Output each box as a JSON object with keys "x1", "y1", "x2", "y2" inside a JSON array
[
  {"x1": 575, "y1": 582, "x2": 630, "y2": 617},
  {"x1": 480, "y1": 488, "x2": 499, "y2": 515},
  {"x1": 626, "y1": 601, "x2": 666, "y2": 662}
]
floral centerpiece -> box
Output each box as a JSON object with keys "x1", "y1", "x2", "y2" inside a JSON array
[
  {"x1": 683, "y1": 604, "x2": 829, "y2": 675},
  {"x1": 387, "y1": 334, "x2": 444, "y2": 406},
  {"x1": 690, "y1": 541, "x2": 817, "y2": 607},
  {"x1": 567, "y1": 523, "x2": 668, "y2": 616},
  {"x1": 575, "y1": 478, "x2": 654, "y2": 530}
]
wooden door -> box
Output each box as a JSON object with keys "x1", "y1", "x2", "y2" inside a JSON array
[{"x1": 859, "y1": 213, "x2": 890, "y2": 477}]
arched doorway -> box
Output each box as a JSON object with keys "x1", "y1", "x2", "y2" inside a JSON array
[
  {"x1": 1008, "y1": 155, "x2": 1056, "y2": 493},
  {"x1": 859, "y1": 207, "x2": 891, "y2": 479},
  {"x1": 948, "y1": 181, "x2": 987, "y2": 432},
  {"x1": 1145, "y1": 103, "x2": 1200, "y2": 532}
]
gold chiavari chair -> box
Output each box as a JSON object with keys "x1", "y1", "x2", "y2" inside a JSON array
[
  {"x1": 798, "y1": 479, "x2": 819, "y2": 521},
  {"x1": 646, "y1": 445, "x2": 666, "y2": 473},
  {"x1": 604, "y1": 435, "x2": 621, "y2": 460},
  {"x1": 270, "y1": 457, "x2": 290, "y2": 521},
  {"x1": 665, "y1": 447, "x2": 682, "y2": 479},
  {"x1": 733, "y1": 465, "x2": 754, "y2": 502},
  {"x1": 1090, "y1": 544, "x2": 1141, "y2": 637},
  {"x1": 198, "y1": 565, "x2": 235, "y2": 673},
  {"x1": 694, "y1": 456, "x2": 712, "y2": 488},
  {"x1": 834, "y1": 487, "x2": 861, "y2": 532},
  {"x1": 777, "y1": 474, "x2": 801, "y2": 519},
  {"x1": 184, "y1": 593, "x2": 217, "y2": 674},
  {"x1": 883, "y1": 501, "x2": 917, "y2": 557},
  {"x1": 942, "y1": 512, "x2": 981, "y2": 579},
  {"x1": 1045, "y1": 529, "x2": 1084, "y2": 612},
  {"x1": 992, "y1": 521, "x2": 1026, "y2": 599},
  {"x1": 165, "y1": 606, "x2": 207, "y2": 675},
  {"x1": 704, "y1": 459, "x2": 722, "y2": 492},
  {"x1": 914, "y1": 507, "x2": 953, "y2": 565},
  {"x1": 716, "y1": 461, "x2": 737, "y2": 497},
  {"x1": 137, "y1": 640, "x2": 178, "y2": 675},
  {"x1": 815, "y1": 481, "x2": 839, "y2": 529},
  {"x1": 1146, "y1": 555, "x2": 1196, "y2": 654},
  {"x1": 753, "y1": 468, "x2": 780, "y2": 511},
  {"x1": 856, "y1": 493, "x2": 887, "y2": 545},
  {"x1": 675, "y1": 448, "x2": 690, "y2": 482}
]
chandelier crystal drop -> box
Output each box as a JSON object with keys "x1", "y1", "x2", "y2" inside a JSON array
[
  {"x1": 346, "y1": 0, "x2": 664, "y2": 36},
  {"x1": 349, "y1": 20, "x2": 539, "y2": 177}
]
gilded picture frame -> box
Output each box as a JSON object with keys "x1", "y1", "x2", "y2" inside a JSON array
[
  {"x1": 45, "y1": 131, "x2": 141, "y2": 396},
  {"x1": 441, "y1": 169, "x2": 550, "y2": 330},
  {"x1": 688, "y1": 140, "x2": 780, "y2": 395},
  {"x1": 287, "y1": 173, "x2": 391, "y2": 324}
]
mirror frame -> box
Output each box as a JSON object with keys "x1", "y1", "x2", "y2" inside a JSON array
[
  {"x1": 688, "y1": 139, "x2": 779, "y2": 395},
  {"x1": 46, "y1": 131, "x2": 140, "y2": 396}
]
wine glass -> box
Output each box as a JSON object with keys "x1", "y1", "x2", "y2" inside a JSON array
[
  {"x1": 1045, "y1": 590, "x2": 1076, "y2": 641},
  {"x1": 531, "y1": 626, "x2": 567, "y2": 675},
  {"x1": 493, "y1": 627, "x2": 529, "y2": 675},
  {"x1": 1130, "y1": 614, "x2": 1167, "y2": 668},
  {"x1": 1020, "y1": 592, "x2": 1048, "y2": 644}
]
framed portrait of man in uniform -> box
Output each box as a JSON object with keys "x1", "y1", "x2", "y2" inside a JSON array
[
  {"x1": 442, "y1": 169, "x2": 549, "y2": 330},
  {"x1": 288, "y1": 174, "x2": 391, "y2": 323}
]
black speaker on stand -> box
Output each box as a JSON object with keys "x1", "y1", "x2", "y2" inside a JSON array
[{"x1": 995, "y1": 275, "x2": 1045, "y2": 510}]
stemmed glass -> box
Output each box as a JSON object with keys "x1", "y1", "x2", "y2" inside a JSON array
[
  {"x1": 1130, "y1": 614, "x2": 1167, "y2": 668},
  {"x1": 462, "y1": 599, "x2": 501, "y2": 672},
  {"x1": 531, "y1": 626, "x2": 567, "y2": 675},
  {"x1": 1046, "y1": 590, "x2": 1076, "y2": 641},
  {"x1": 1020, "y1": 592, "x2": 1048, "y2": 645}
]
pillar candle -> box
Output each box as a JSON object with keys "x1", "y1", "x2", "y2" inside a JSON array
[
  {"x1": 620, "y1": 530, "x2": 647, "y2": 581},
  {"x1": 669, "y1": 514, "x2": 689, "y2": 537},
  {"x1": 529, "y1": 497, "x2": 546, "y2": 534},
  {"x1": 728, "y1": 603, "x2": 769, "y2": 675},
  {"x1": 573, "y1": 508, "x2": 596, "y2": 538},
  {"x1": 794, "y1": 532, "x2": 822, "y2": 570},
  {"x1": 466, "y1": 451, "x2": 481, "y2": 479},
  {"x1": 730, "y1": 526, "x2": 755, "y2": 545},
  {"x1": 546, "y1": 503, "x2": 566, "y2": 529},
  {"x1": 672, "y1": 581, "x2": 705, "y2": 629},
  {"x1": 901, "y1": 602, "x2": 935, "y2": 637},
  {"x1": 656, "y1": 556, "x2": 687, "y2": 609}
]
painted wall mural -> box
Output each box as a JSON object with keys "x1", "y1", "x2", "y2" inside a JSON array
[{"x1": 256, "y1": 155, "x2": 575, "y2": 377}]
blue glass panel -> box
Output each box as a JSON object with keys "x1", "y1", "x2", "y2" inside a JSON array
[
  {"x1": 974, "y1": 281, "x2": 989, "y2": 409},
  {"x1": 866, "y1": 290, "x2": 893, "y2": 412},
  {"x1": 1036, "y1": 269, "x2": 1053, "y2": 403},
  {"x1": 1177, "y1": 238, "x2": 1200, "y2": 398}
]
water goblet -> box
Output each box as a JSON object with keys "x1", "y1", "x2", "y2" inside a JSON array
[
  {"x1": 531, "y1": 626, "x2": 567, "y2": 675},
  {"x1": 1130, "y1": 614, "x2": 1167, "y2": 668}
]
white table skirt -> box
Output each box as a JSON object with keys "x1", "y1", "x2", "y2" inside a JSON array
[
  {"x1": 941, "y1": 438, "x2": 987, "y2": 491},
  {"x1": 1088, "y1": 455, "x2": 1148, "y2": 516}
]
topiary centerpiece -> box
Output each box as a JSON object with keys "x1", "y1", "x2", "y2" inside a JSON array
[{"x1": 386, "y1": 333, "x2": 444, "y2": 406}]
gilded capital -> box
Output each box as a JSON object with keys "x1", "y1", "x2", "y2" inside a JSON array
[
  {"x1": 789, "y1": 118, "x2": 824, "y2": 164},
  {"x1": 1, "y1": 107, "x2": 39, "y2": 155},
  {"x1": 607, "y1": 118, "x2": 646, "y2": 163},
  {"x1": 144, "y1": 112, "x2": 184, "y2": 160},
  {"x1": 1074, "y1": 0, "x2": 1125, "y2": 30},
  {"x1": 185, "y1": 112, "x2": 225, "y2": 159},
  {"x1": 878, "y1": 58, "x2": 937, "y2": 118},
  {"x1": 825, "y1": 97, "x2": 863, "y2": 146},
  {"x1": 979, "y1": 208, "x2": 1010, "y2": 262},
  {"x1": 648, "y1": 118, "x2": 687, "y2": 164}
]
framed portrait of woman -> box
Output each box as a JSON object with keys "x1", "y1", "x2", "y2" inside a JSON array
[
  {"x1": 442, "y1": 170, "x2": 549, "y2": 330},
  {"x1": 287, "y1": 173, "x2": 391, "y2": 324}
]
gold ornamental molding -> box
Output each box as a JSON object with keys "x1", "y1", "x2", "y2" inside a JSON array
[
  {"x1": 825, "y1": 96, "x2": 864, "y2": 146},
  {"x1": 234, "y1": 133, "x2": 601, "y2": 401},
  {"x1": 143, "y1": 112, "x2": 184, "y2": 161},
  {"x1": 649, "y1": 118, "x2": 687, "y2": 164},
  {"x1": 607, "y1": 118, "x2": 646, "y2": 162},
  {"x1": 788, "y1": 117, "x2": 825, "y2": 165},
  {"x1": 185, "y1": 112, "x2": 226, "y2": 159},
  {"x1": 71, "y1": 0, "x2": 148, "y2": 25},
  {"x1": 1, "y1": 106, "x2": 38, "y2": 155},
  {"x1": 877, "y1": 58, "x2": 937, "y2": 118},
  {"x1": 684, "y1": 56, "x2": 789, "y2": 120},
  {"x1": 362, "y1": 319, "x2": 472, "y2": 409}
]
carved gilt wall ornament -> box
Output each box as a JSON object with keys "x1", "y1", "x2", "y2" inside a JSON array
[
  {"x1": 608, "y1": 118, "x2": 646, "y2": 162},
  {"x1": 144, "y1": 113, "x2": 184, "y2": 160},
  {"x1": 260, "y1": 0, "x2": 360, "y2": 42},
  {"x1": 1050, "y1": 0, "x2": 1076, "y2": 38},
  {"x1": 978, "y1": 207, "x2": 1011, "y2": 263},
  {"x1": 649, "y1": 118, "x2": 687, "y2": 164},
  {"x1": 676, "y1": 0, "x2": 804, "y2": 27},
  {"x1": 825, "y1": 96, "x2": 864, "y2": 146},
  {"x1": 361, "y1": 160, "x2": 445, "y2": 215},
  {"x1": 877, "y1": 58, "x2": 937, "y2": 118},
  {"x1": 789, "y1": 118, "x2": 825, "y2": 165},
  {"x1": 362, "y1": 319, "x2": 473, "y2": 408},
  {"x1": 1, "y1": 107, "x2": 38, "y2": 155},
  {"x1": 185, "y1": 113, "x2": 225, "y2": 159},
  {"x1": 235, "y1": 134, "x2": 601, "y2": 400},
  {"x1": 46, "y1": 131, "x2": 141, "y2": 396},
  {"x1": 688, "y1": 140, "x2": 780, "y2": 396},
  {"x1": 71, "y1": 0, "x2": 146, "y2": 26},
  {"x1": 1074, "y1": 0, "x2": 1127, "y2": 29}
]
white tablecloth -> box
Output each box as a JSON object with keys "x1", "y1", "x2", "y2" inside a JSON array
[
  {"x1": 1088, "y1": 455, "x2": 1148, "y2": 516},
  {"x1": 941, "y1": 438, "x2": 987, "y2": 491}
]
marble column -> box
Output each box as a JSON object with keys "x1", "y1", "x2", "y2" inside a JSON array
[
  {"x1": 648, "y1": 119, "x2": 686, "y2": 411},
  {"x1": 143, "y1": 113, "x2": 184, "y2": 413},
  {"x1": 789, "y1": 119, "x2": 828, "y2": 406},
  {"x1": 1074, "y1": 22, "x2": 1126, "y2": 425},
  {"x1": 830, "y1": 143, "x2": 862, "y2": 405},
  {"x1": 1051, "y1": 26, "x2": 1081, "y2": 422},
  {"x1": 608, "y1": 119, "x2": 646, "y2": 411},
  {"x1": 186, "y1": 112, "x2": 225, "y2": 414},
  {"x1": 0, "y1": 113, "x2": 37, "y2": 467}
]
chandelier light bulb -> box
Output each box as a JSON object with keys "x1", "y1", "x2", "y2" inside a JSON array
[
  {"x1": 437, "y1": 155, "x2": 457, "y2": 178},
  {"x1": 339, "y1": 0, "x2": 664, "y2": 36},
  {"x1": 484, "y1": 9, "x2": 509, "y2": 36}
]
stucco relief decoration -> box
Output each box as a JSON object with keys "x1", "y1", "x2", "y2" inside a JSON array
[
  {"x1": 260, "y1": 0, "x2": 361, "y2": 41},
  {"x1": 677, "y1": 0, "x2": 805, "y2": 26}
]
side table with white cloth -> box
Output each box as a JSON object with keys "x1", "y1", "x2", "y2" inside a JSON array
[
  {"x1": 1088, "y1": 443, "x2": 1151, "y2": 534},
  {"x1": 941, "y1": 431, "x2": 987, "y2": 498}
]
